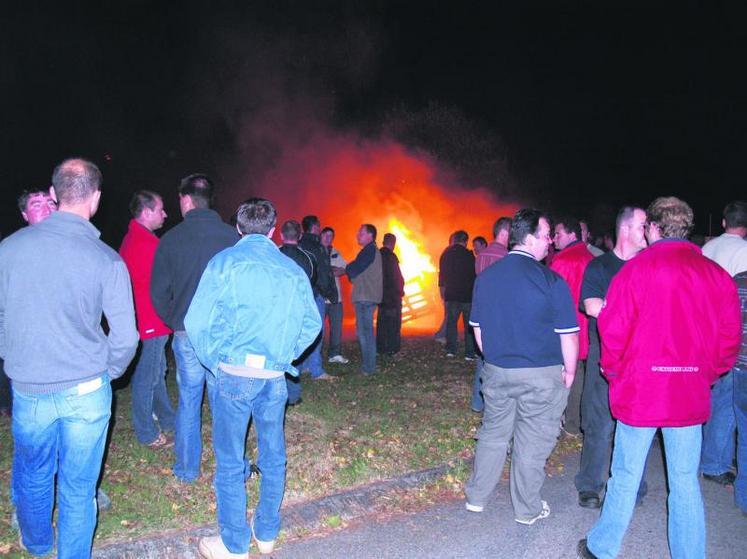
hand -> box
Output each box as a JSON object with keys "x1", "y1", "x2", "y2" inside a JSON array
[{"x1": 561, "y1": 367, "x2": 575, "y2": 388}]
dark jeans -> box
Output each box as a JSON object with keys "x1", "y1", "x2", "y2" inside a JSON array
[
  {"x1": 445, "y1": 301, "x2": 475, "y2": 357},
  {"x1": 0, "y1": 359, "x2": 10, "y2": 412},
  {"x1": 376, "y1": 303, "x2": 402, "y2": 355},
  {"x1": 324, "y1": 302, "x2": 343, "y2": 358},
  {"x1": 575, "y1": 329, "x2": 647, "y2": 498}
]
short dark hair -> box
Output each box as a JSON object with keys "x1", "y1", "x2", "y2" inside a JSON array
[
  {"x1": 178, "y1": 174, "x2": 213, "y2": 209},
  {"x1": 492, "y1": 217, "x2": 511, "y2": 239},
  {"x1": 473, "y1": 236, "x2": 487, "y2": 247},
  {"x1": 281, "y1": 219, "x2": 302, "y2": 241},
  {"x1": 510, "y1": 208, "x2": 547, "y2": 247},
  {"x1": 554, "y1": 215, "x2": 582, "y2": 240},
  {"x1": 51, "y1": 158, "x2": 102, "y2": 205},
  {"x1": 723, "y1": 201, "x2": 747, "y2": 229},
  {"x1": 129, "y1": 190, "x2": 161, "y2": 218},
  {"x1": 452, "y1": 230, "x2": 468, "y2": 244},
  {"x1": 646, "y1": 196, "x2": 694, "y2": 239},
  {"x1": 321, "y1": 226, "x2": 335, "y2": 236},
  {"x1": 382, "y1": 232, "x2": 396, "y2": 246},
  {"x1": 236, "y1": 198, "x2": 277, "y2": 235},
  {"x1": 302, "y1": 215, "x2": 320, "y2": 233},
  {"x1": 615, "y1": 206, "x2": 640, "y2": 235},
  {"x1": 17, "y1": 189, "x2": 49, "y2": 213},
  {"x1": 362, "y1": 223, "x2": 377, "y2": 241}
]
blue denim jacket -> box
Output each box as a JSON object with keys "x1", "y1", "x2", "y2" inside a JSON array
[{"x1": 184, "y1": 234, "x2": 322, "y2": 376}]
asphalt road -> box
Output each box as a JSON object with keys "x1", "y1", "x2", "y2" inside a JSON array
[{"x1": 272, "y1": 440, "x2": 746, "y2": 558}]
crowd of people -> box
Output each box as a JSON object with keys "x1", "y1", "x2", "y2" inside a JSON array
[{"x1": 0, "y1": 157, "x2": 744, "y2": 559}]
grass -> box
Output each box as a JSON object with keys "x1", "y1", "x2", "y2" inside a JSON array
[{"x1": 0, "y1": 336, "x2": 578, "y2": 556}]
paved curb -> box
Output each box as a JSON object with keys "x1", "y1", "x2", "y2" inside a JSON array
[{"x1": 92, "y1": 463, "x2": 452, "y2": 558}]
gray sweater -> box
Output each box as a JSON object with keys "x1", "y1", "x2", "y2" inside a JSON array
[{"x1": 0, "y1": 211, "x2": 138, "y2": 393}]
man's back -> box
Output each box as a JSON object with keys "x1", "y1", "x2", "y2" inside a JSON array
[
  {"x1": 151, "y1": 208, "x2": 237, "y2": 331},
  {"x1": 440, "y1": 244, "x2": 476, "y2": 302},
  {"x1": 0, "y1": 211, "x2": 137, "y2": 388},
  {"x1": 600, "y1": 240, "x2": 741, "y2": 426},
  {"x1": 186, "y1": 234, "x2": 321, "y2": 375},
  {"x1": 471, "y1": 251, "x2": 577, "y2": 369},
  {"x1": 703, "y1": 233, "x2": 747, "y2": 276}
]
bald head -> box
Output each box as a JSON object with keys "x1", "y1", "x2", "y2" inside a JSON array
[{"x1": 51, "y1": 159, "x2": 102, "y2": 206}]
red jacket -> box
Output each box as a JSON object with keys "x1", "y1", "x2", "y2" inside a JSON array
[
  {"x1": 550, "y1": 241, "x2": 594, "y2": 360},
  {"x1": 119, "y1": 220, "x2": 172, "y2": 340},
  {"x1": 599, "y1": 240, "x2": 741, "y2": 427}
]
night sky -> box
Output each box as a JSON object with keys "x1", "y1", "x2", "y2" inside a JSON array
[{"x1": 2, "y1": 2, "x2": 746, "y2": 241}]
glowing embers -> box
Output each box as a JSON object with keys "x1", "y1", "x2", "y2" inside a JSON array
[{"x1": 388, "y1": 217, "x2": 437, "y2": 324}]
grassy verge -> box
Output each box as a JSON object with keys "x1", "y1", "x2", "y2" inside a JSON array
[{"x1": 0, "y1": 336, "x2": 579, "y2": 556}]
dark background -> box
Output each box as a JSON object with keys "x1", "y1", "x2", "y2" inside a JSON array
[{"x1": 2, "y1": 1, "x2": 746, "y2": 243}]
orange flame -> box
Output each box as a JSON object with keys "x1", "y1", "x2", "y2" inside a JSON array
[{"x1": 249, "y1": 135, "x2": 518, "y2": 332}]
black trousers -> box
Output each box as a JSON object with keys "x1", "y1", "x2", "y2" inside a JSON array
[{"x1": 376, "y1": 303, "x2": 402, "y2": 355}]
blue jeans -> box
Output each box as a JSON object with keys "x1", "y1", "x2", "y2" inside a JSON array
[
  {"x1": 354, "y1": 301, "x2": 377, "y2": 374},
  {"x1": 587, "y1": 422, "x2": 704, "y2": 559},
  {"x1": 734, "y1": 366, "x2": 747, "y2": 512},
  {"x1": 299, "y1": 295, "x2": 327, "y2": 378},
  {"x1": 173, "y1": 333, "x2": 215, "y2": 482},
  {"x1": 470, "y1": 358, "x2": 484, "y2": 412},
  {"x1": 212, "y1": 371, "x2": 288, "y2": 553},
  {"x1": 12, "y1": 375, "x2": 111, "y2": 559},
  {"x1": 131, "y1": 335, "x2": 175, "y2": 445},
  {"x1": 700, "y1": 369, "x2": 736, "y2": 476},
  {"x1": 324, "y1": 302, "x2": 343, "y2": 358}
]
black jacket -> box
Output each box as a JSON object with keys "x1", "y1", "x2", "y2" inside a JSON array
[
  {"x1": 280, "y1": 244, "x2": 315, "y2": 285},
  {"x1": 151, "y1": 208, "x2": 238, "y2": 331},
  {"x1": 299, "y1": 232, "x2": 337, "y2": 303},
  {"x1": 380, "y1": 246, "x2": 405, "y2": 307},
  {"x1": 438, "y1": 243, "x2": 476, "y2": 303}
]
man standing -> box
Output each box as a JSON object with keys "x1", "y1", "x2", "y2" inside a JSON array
[
  {"x1": 471, "y1": 217, "x2": 511, "y2": 413},
  {"x1": 0, "y1": 189, "x2": 58, "y2": 416},
  {"x1": 377, "y1": 233, "x2": 405, "y2": 356},
  {"x1": 298, "y1": 215, "x2": 336, "y2": 380},
  {"x1": 574, "y1": 207, "x2": 648, "y2": 509},
  {"x1": 321, "y1": 226, "x2": 349, "y2": 364},
  {"x1": 550, "y1": 216, "x2": 594, "y2": 435},
  {"x1": 0, "y1": 159, "x2": 138, "y2": 557},
  {"x1": 439, "y1": 230, "x2": 477, "y2": 359},
  {"x1": 578, "y1": 197, "x2": 741, "y2": 559},
  {"x1": 279, "y1": 219, "x2": 315, "y2": 405},
  {"x1": 120, "y1": 190, "x2": 175, "y2": 447},
  {"x1": 700, "y1": 200, "x2": 747, "y2": 486},
  {"x1": 345, "y1": 224, "x2": 383, "y2": 375},
  {"x1": 580, "y1": 219, "x2": 604, "y2": 257},
  {"x1": 185, "y1": 198, "x2": 321, "y2": 558},
  {"x1": 465, "y1": 209, "x2": 579, "y2": 525},
  {"x1": 151, "y1": 174, "x2": 237, "y2": 483}
]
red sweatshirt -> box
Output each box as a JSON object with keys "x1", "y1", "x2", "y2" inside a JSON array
[
  {"x1": 550, "y1": 241, "x2": 594, "y2": 360},
  {"x1": 119, "y1": 219, "x2": 172, "y2": 340},
  {"x1": 599, "y1": 240, "x2": 741, "y2": 427}
]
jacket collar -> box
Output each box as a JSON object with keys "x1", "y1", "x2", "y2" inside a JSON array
[{"x1": 41, "y1": 210, "x2": 101, "y2": 239}]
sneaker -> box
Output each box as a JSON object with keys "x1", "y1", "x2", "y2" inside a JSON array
[
  {"x1": 464, "y1": 355, "x2": 477, "y2": 362},
  {"x1": 328, "y1": 355, "x2": 349, "y2": 364},
  {"x1": 251, "y1": 520, "x2": 276, "y2": 555},
  {"x1": 515, "y1": 500, "x2": 550, "y2": 525},
  {"x1": 147, "y1": 432, "x2": 172, "y2": 449},
  {"x1": 446, "y1": 353, "x2": 456, "y2": 358},
  {"x1": 578, "y1": 491, "x2": 601, "y2": 509},
  {"x1": 465, "y1": 502, "x2": 483, "y2": 513},
  {"x1": 198, "y1": 535, "x2": 248, "y2": 559},
  {"x1": 313, "y1": 372, "x2": 336, "y2": 381}
]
